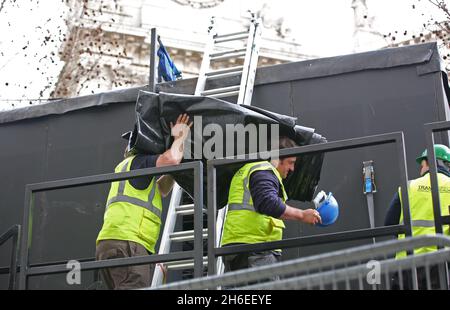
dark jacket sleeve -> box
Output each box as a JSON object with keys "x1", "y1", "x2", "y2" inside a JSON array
[
  {"x1": 129, "y1": 154, "x2": 159, "y2": 190},
  {"x1": 249, "y1": 170, "x2": 287, "y2": 218},
  {"x1": 384, "y1": 192, "x2": 401, "y2": 226}
]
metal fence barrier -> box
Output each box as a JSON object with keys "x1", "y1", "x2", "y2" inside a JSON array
[
  {"x1": 0, "y1": 225, "x2": 21, "y2": 290},
  {"x1": 150, "y1": 235, "x2": 450, "y2": 290},
  {"x1": 206, "y1": 132, "x2": 417, "y2": 285},
  {"x1": 18, "y1": 161, "x2": 203, "y2": 290},
  {"x1": 12, "y1": 131, "x2": 440, "y2": 289}
]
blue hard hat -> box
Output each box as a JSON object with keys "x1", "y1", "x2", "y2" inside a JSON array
[{"x1": 317, "y1": 193, "x2": 339, "y2": 227}]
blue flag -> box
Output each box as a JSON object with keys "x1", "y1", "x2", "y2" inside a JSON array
[{"x1": 157, "y1": 39, "x2": 182, "y2": 82}]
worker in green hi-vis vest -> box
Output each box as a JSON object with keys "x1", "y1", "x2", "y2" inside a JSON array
[
  {"x1": 385, "y1": 144, "x2": 450, "y2": 290},
  {"x1": 221, "y1": 136, "x2": 322, "y2": 280},
  {"x1": 96, "y1": 114, "x2": 192, "y2": 290}
]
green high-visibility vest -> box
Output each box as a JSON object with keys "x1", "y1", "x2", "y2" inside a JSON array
[
  {"x1": 397, "y1": 172, "x2": 450, "y2": 259},
  {"x1": 97, "y1": 156, "x2": 162, "y2": 253},
  {"x1": 221, "y1": 161, "x2": 287, "y2": 246}
]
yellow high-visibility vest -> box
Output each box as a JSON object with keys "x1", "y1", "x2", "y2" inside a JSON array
[
  {"x1": 97, "y1": 156, "x2": 162, "y2": 253},
  {"x1": 221, "y1": 161, "x2": 287, "y2": 246},
  {"x1": 397, "y1": 172, "x2": 450, "y2": 258}
]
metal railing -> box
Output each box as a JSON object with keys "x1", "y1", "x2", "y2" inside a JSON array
[
  {"x1": 424, "y1": 120, "x2": 450, "y2": 289},
  {"x1": 0, "y1": 225, "x2": 21, "y2": 290},
  {"x1": 424, "y1": 121, "x2": 450, "y2": 234},
  {"x1": 206, "y1": 132, "x2": 419, "y2": 286},
  {"x1": 18, "y1": 161, "x2": 203, "y2": 290},
  {"x1": 150, "y1": 235, "x2": 450, "y2": 290}
]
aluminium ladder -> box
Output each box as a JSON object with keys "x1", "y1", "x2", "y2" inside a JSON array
[{"x1": 151, "y1": 13, "x2": 262, "y2": 287}]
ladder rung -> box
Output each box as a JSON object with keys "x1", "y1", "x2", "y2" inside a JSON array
[
  {"x1": 210, "y1": 91, "x2": 240, "y2": 99},
  {"x1": 215, "y1": 34, "x2": 249, "y2": 44},
  {"x1": 206, "y1": 70, "x2": 242, "y2": 81},
  {"x1": 175, "y1": 204, "x2": 194, "y2": 213},
  {"x1": 165, "y1": 257, "x2": 208, "y2": 270},
  {"x1": 210, "y1": 51, "x2": 246, "y2": 61},
  {"x1": 206, "y1": 66, "x2": 244, "y2": 76},
  {"x1": 201, "y1": 85, "x2": 240, "y2": 96},
  {"x1": 215, "y1": 30, "x2": 249, "y2": 40},
  {"x1": 170, "y1": 229, "x2": 208, "y2": 242},
  {"x1": 210, "y1": 48, "x2": 247, "y2": 59},
  {"x1": 175, "y1": 204, "x2": 207, "y2": 216}
]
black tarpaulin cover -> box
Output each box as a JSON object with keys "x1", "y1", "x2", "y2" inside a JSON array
[{"x1": 129, "y1": 91, "x2": 326, "y2": 208}]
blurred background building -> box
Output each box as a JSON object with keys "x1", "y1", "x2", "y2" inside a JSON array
[
  {"x1": 0, "y1": 0, "x2": 448, "y2": 109},
  {"x1": 53, "y1": 0, "x2": 322, "y2": 98}
]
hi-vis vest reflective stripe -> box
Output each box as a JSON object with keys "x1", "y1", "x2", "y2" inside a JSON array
[
  {"x1": 397, "y1": 173, "x2": 450, "y2": 259},
  {"x1": 96, "y1": 156, "x2": 162, "y2": 253},
  {"x1": 221, "y1": 161, "x2": 287, "y2": 246}
]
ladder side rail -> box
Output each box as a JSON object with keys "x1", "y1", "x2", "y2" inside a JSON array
[
  {"x1": 215, "y1": 207, "x2": 227, "y2": 277},
  {"x1": 151, "y1": 184, "x2": 183, "y2": 286},
  {"x1": 237, "y1": 18, "x2": 262, "y2": 106},
  {"x1": 195, "y1": 19, "x2": 217, "y2": 96}
]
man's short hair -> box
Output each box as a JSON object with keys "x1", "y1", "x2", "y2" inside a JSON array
[
  {"x1": 279, "y1": 136, "x2": 298, "y2": 149},
  {"x1": 277, "y1": 136, "x2": 298, "y2": 160}
]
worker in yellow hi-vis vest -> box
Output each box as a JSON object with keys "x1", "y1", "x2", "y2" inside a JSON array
[
  {"x1": 96, "y1": 114, "x2": 192, "y2": 290},
  {"x1": 221, "y1": 136, "x2": 322, "y2": 278},
  {"x1": 385, "y1": 144, "x2": 450, "y2": 289}
]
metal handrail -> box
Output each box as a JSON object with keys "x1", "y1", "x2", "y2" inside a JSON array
[
  {"x1": 0, "y1": 225, "x2": 21, "y2": 290},
  {"x1": 206, "y1": 131, "x2": 415, "y2": 283},
  {"x1": 18, "y1": 161, "x2": 203, "y2": 290}
]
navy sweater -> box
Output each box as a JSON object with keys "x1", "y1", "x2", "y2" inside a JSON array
[
  {"x1": 128, "y1": 154, "x2": 159, "y2": 190},
  {"x1": 249, "y1": 170, "x2": 287, "y2": 218}
]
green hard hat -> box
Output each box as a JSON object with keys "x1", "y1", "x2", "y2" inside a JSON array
[{"x1": 416, "y1": 144, "x2": 450, "y2": 164}]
